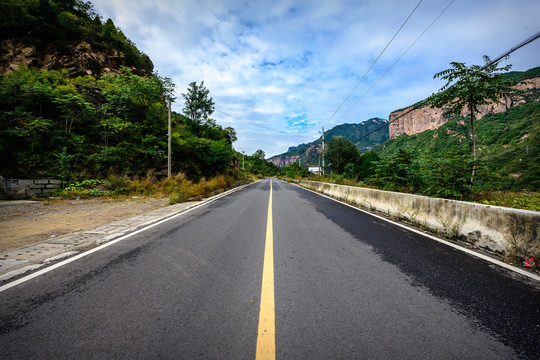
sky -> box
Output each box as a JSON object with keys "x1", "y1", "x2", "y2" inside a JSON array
[{"x1": 90, "y1": 0, "x2": 540, "y2": 157}]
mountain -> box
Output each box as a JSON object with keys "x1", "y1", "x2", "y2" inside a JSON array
[
  {"x1": 375, "y1": 96, "x2": 540, "y2": 191},
  {"x1": 0, "y1": 1, "x2": 237, "y2": 181},
  {"x1": 388, "y1": 67, "x2": 540, "y2": 139},
  {"x1": 268, "y1": 118, "x2": 389, "y2": 167},
  {"x1": 0, "y1": 0, "x2": 153, "y2": 77}
]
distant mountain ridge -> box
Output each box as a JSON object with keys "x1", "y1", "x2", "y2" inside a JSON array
[{"x1": 268, "y1": 117, "x2": 389, "y2": 167}]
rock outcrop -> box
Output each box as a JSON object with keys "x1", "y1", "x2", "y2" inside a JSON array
[
  {"x1": 389, "y1": 77, "x2": 540, "y2": 139},
  {"x1": 268, "y1": 155, "x2": 300, "y2": 167},
  {"x1": 1, "y1": 39, "x2": 143, "y2": 77}
]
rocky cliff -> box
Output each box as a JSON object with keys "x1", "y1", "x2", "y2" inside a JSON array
[
  {"x1": 388, "y1": 77, "x2": 540, "y2": 139},
  {"x1": 1, "y1": 39, "x2": 144, "y2": 77}
]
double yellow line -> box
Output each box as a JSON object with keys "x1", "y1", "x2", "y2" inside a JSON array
[{"x1": 256, "y1": 179, "x2": 275, "y2": 359}]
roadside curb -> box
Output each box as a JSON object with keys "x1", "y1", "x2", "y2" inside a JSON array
[{"x1": 0, "y1": 181, "x2": 256, "y2": 287}]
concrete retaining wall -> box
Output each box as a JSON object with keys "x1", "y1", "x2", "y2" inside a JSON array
[
  {"x1": 1, "y1": 178, "x2": 62, "y2": 199},
  {"x1": 299, "y1": 180, "x2": 540, "y2": 259}
]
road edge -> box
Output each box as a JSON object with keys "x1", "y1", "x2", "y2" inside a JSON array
[
  {"x1": 0, "y1": 180, "x2": 258, "y2": 293},
  {"x1": 287, "y1": 180, "x2": 540, "y2": 282}
]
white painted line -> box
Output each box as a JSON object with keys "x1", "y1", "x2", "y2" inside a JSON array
[
  {"x1": 291, "y1": 182, "x2": 540, "y2": 282},
  {"x1": 0, "y1": 182, "x2": 256, "y2": 293}
]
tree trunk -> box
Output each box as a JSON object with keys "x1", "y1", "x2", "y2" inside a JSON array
[{"x1": 469, "y1": 107, "x2": 477, "y2": 191}]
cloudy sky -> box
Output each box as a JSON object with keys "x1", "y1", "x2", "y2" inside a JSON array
[{"x1": 90, "y1": 0, "x2": 540, "y2": 157}]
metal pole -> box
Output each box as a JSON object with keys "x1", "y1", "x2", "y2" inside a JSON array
[
  {"x1": 242, "y1": 151, "x2": 245, "y2": 170},
  {"x1": 168, "y1": 98, "x2": 172, "y2": 178},
  {"x1": 322, "y1": 126, "x2": 325, "y2": 175}
]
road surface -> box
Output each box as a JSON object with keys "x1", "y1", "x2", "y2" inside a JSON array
[{"x1": 0, "y1": 179, "x2": 538, "y2": 359}]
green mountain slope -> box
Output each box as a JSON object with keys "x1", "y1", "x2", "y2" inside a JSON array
[
  {"x1": 268, "y1": 118, "x2": 388, "y2": 167},
  {"x1": 0, "y1": 0, "x2": 153, "y2": 76},
  {"x1": 374, "y1": 101, "x2": 540, "y2": 190},
  {"x1": 0, "y1": 1, "x2": 238, "y2": 182}
]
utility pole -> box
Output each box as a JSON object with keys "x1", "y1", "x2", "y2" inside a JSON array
[
  {"x1": 242, "y1": 151, "x2": 245, "y2": 170},
  {"x1": 321, "y1": 126, "x2": 325, "y2": 175},
  {"x1": 168, "y1": 98, "x2": 172, "y2": 178}
]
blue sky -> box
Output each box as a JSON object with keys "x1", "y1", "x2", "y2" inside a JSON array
[{"x1": 90, "y1": 0, "x2": 540, "y2": 157}]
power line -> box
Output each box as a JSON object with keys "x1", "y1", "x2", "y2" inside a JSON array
[
  {"x1": 336, "y1": 0, "x2": 455, "y2": 123},
  {"x1": 483, "y1": 30, "x2": 540, "y2": 69},
  {"x1": 353, "y1": 28, "x2": 540, "y2": 145},
  {"x1": 322, "y1": 0, "x2": 423, "y2": 127}
]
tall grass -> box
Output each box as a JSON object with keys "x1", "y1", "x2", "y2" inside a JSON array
[{"x1": 56, "y1": 173, "x2": 240, "y2": 205}]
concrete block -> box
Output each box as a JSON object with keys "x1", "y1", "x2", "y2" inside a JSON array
[
  {"x1": 34, "y1": 179, "x2": 50, "y2": 185},
  {"x1": 17, "y1": 180, "x2": 33, "y2": 187}
]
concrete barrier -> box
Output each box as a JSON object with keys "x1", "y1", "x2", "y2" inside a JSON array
[
  {"x1": 298, "y1": 180, "x2": 540, "y2": 259},
  {"x1": 1, "y1": 178, "x2": 62, "y2": 199}
]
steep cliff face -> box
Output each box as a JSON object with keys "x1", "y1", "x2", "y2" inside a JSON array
[
  {"x1": 1, "y1": 39, "x2": 144, "y2": 77},
  {"x1": 388, "y1": 77, "x2": 540, "y2": 139},
  {"x1": 268, "y1": 155, "x2": 300, "y2": 167}
]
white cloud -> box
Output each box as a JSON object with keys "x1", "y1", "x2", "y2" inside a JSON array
[{"x1": 91, "y1": 0, "x2": 540, "y2": 157}]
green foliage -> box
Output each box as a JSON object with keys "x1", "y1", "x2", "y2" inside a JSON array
[
  {"x1": 364, "y1": 149, "x2": 477, "y2": 199},
  {"x1": 241, "y1": 149, "x2": 279, "y2": 177},
  {"x1": 0, "y1": 0, "x2": 153, "y2": 73},
  {"x1": 369, "y1": 149, "x2": 422, "y2": 193},
  {"x1": 277, "y1": 162, "x2": 310, "y2": 179},
  {"x1": 357, "y1": 151, "x2": 380, "y2": 180},
  {"x1": 375, "y1": 101, "x2": 540, "y2": 192},
  {"x1": 428, "y1": 56, "x2": 515, "y2": 189},
  {"x1": 182, "y1": 81, "x2": 215, "y2": 129},
  {"x1": 478, "y1": 191, "x2": 540, "y2": 212},
  {"x1": 0, "y1": 66, "x2": 238, "y2": 181},
  {"x1": 270, "y1": 118, "x2": 388, "y2": 166},
  {"x1": 421, "y1": 154, "x2": 475, "y2": 199},
  {"x1": 325, "y1": 136, "x2": 360, "y2": 175},
  {"x1": 428, "y1": 57, "x2": 514, "y2": 117}
]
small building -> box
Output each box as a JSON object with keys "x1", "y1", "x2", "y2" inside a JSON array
[{"x1": 308, "y1": 166, "x2": 321, "y2": 175}]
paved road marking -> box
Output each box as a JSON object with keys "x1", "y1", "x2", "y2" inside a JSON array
[{"x1": 256, "y1": 179, "x2": 276, "y2": 360}]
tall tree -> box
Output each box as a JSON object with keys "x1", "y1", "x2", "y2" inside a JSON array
[
  {"x1": 325, "y1": 136, "x2": 360, "y2": 175},
  {"x1": 182, "y1": 81, "x2": 215, "y2": 127},
  {"x1": 428, "y1": 56, "x2": 514, "y2": 189}
]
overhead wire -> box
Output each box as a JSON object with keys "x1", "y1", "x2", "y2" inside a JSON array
[
  {"x1": 322, "y1": 0, "x2": 423, "y2": 127},
  {"x1": 352, "y1": 27, "x2": 540, "y2": 145},
  {"x1": 335, "y1": 0, "x2": 455, "y2": 123},
  {"x1": 483, "y1": 30, "x2": 540, "y2": 69}
]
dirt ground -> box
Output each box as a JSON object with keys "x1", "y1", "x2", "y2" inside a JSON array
[{"x1": 0, "y1": 197, "x2": 169, "y2": 253}]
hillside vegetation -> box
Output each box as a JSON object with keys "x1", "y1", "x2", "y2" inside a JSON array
[
  {"x1": 375, "y1": 101, "x2": 540, "y2": 191},
  {"x1": 0, "y1": 0, "x2": 247, "y2": 194},
  {"x1": 268, "y1": 118, "x2": 388, "y2": 166},
  {"x1": 0, "y1": 0, "x2": 153, "y2": 73}
]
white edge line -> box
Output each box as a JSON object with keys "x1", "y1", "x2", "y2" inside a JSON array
[
  {"x1": 0, "y1": 182, "x2": 256, "y2": 293},
  {"x1": 290, "y1": 181, "x2": 540, "y2": 282}
]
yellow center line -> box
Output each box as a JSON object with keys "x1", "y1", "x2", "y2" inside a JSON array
[{"x1": 256, "y1": 179, "x2": 275, "y2": 360}]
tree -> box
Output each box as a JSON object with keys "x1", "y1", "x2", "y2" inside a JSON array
[
  {"x1": 428, "y1": 56, "x2": 514, "y2": 190},
  {"x1": 357, "y1": 151, "x2": 380, "y2": 180},
  {"x1": 325, "y1": 136, "x2": 360, "y2": 175},
  {"x1": 369, "y1": 149, "x2": 422, "y2": 192},
  {"x1": 182, "y1": 81, "x2": 215, "y2": 128}
]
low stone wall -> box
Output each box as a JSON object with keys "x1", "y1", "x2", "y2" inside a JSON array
[
  {"x1": 1, "y1": 178, "x2": 62, "y2": 199},
  {"x1": 299, "y1": 180, "x2": 540, "y2": 259}
]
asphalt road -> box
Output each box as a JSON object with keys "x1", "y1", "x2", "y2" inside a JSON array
[{"x1": 0, "y1": 179, "x2": 538, "y2": 359}]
